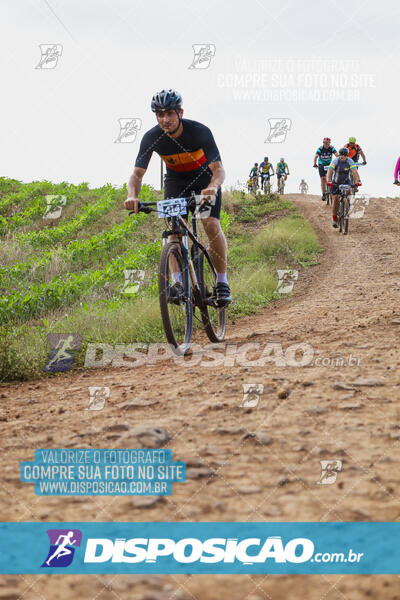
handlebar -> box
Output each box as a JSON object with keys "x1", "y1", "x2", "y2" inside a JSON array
[
  {"x1": 327, "y1": 182, "x2": 360, "y2": 190},
  {"x1": 128, "y1": 195, "x2": 213, "y2": 217},
  {"x1": 128, "y1": 201, "x2": 157, "y2": 215}
]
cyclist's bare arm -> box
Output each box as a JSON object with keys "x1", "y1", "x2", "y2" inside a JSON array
[
  {"x1": 313, "y1": 153, "x2": 319, "y2": 167},
  {"x1": 360, "y1": 149, "x2": 366, "y2": 162},
  {"x1": 352, "y1": 168, "x2": 360, "y2": 183},
  {"x1": 202, "y1": 161, "x2": 225, "y2": 199},
  {"x1": 125, "y1": 166, "x2": 146, "y2": 212}
]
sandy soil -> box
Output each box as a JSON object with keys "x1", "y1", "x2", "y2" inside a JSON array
[{"x1": 1, "y1": 193, "x2": 400, "y2": 599}]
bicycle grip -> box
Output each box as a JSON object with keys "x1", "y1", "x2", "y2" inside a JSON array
[{"x1": 128, "y1": 202, "x2": 151, "y2": 216}]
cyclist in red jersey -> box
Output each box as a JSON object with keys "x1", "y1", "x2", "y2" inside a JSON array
[{"x1": 125, "y1": 89, "x2": 231, "y2": 306}]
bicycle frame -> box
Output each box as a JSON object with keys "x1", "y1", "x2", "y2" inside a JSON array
[
  {"x1": 261, "y1": 173, "x2": 274, "y2": 192},
  {"x1": 338, "y1": 184, "x2": 351, "y2": 204},
  {"x1": 131, "y1": 194, "x2": 219, "y2": 307},
  {"x1": 161, "y1": 202, "x2": 218, "y2": 309}
]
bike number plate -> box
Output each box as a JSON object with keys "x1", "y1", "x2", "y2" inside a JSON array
[{"x1": 157, "y1": 198, "x2": 187, "y2": 218}]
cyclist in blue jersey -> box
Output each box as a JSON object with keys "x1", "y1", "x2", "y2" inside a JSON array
[{"x1": 313, "y1": 137, "x2": 339, "y2": 201}]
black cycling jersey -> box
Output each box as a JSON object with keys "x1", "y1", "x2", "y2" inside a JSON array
[{"x1": 135, "y1": 118, "x2": 221, "y2": 192}]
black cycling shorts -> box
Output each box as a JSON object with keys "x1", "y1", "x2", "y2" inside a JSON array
[
  {"x1": 164, "y1": 180, "x2": 221, "y2": 220},
  {"x1": 318, "y1": 164, "x2": 330, "y2": 177},
  {"x1": 331, "y1": 182, "x2": 351, "y2": 195}
]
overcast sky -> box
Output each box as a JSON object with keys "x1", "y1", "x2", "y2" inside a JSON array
[{"x1": 0, "y1": 0, "x2": 398, "y2": 197}]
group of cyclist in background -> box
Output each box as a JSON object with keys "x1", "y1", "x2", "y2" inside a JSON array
[
  {"x1": 248, "y1": 139, "x2": 400, "y2": 233},
  {"x1": 248, "y1": 157, "x2": 290, "y2": 194},
  {"x1": 314, "y1": 136, "x2": 366, "y2": 229}
]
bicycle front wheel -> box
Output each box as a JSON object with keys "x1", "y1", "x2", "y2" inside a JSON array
[
  {"x1": 158, "y1": 242, "x2": 193, "y2": 353},
  {"x1": 199, "y1": 249, "x2": 226, "y2": 343}
]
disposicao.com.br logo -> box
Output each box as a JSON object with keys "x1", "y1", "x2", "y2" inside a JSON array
[
  {"x1": 41, "y1": 532, "x2": 363, "y2": 569},
  {"x1": 2, "y1": 522, "x2": 395, "y2": 574},
  {"x1": 85, "y1": 535, "x2": 316, "y2": 564}
]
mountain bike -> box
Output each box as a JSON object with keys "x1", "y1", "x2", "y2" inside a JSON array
[
  {"x1": 261, "y1": 173, "x2": 274, "y2": 193},
  {"x1": 337, "y1": 184, "x2": 357, "y2": 235},
  {"x1": 251, "y1": 175, "x2": 259, "y2": 195},
  {"x1": 277, "y1": 174, "x2": 287, "y2": 194},
  {"x1": 130, "y1": 192, "x2": 226, "y2": 354}
]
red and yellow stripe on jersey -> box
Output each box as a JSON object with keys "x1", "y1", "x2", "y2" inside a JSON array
[{"x1": 160, "y1": 148, "x2": 206, "y2": 173}]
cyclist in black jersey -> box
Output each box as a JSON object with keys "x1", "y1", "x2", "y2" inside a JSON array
[{"x1": 125, "y1": 89, "x2": 231, "y2": 306}]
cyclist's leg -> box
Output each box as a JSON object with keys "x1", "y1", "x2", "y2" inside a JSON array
[
  {"x1": 202, "y1": 217, "x2": 227, "y2": 273},
  {"x1": 200, "y1": 190, "x2": 231, "y2": 304},
  {"x1": 346, "y1": 187, "x2": 352, "y2": 213},
  {"x1": 200, "y1": 190, "x2": 226, "y2": 273},
  {"x1": 331, "y1": 184, "x2": 339, "y2": 225},
  {"x1": 164, "y1": 183, "x2": 185, "y2": 281},
  {"x1": 318, "y1": 165, "x2": 327, "y2": 196}
]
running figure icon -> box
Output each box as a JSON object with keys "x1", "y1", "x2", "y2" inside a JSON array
[
  {"x1": 45, "y1": 531, "x2": 77, "y2": 566},
  {"x1": 45, "y1": 336, "x2": 75, "y2": 370}
]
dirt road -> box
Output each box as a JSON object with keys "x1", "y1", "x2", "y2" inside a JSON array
[{"x1": 1, "y1": 194, "x2": 400, "y2": 599}]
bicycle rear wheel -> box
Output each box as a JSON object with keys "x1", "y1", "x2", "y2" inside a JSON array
[
  {"x1": 158, "y1": 242, "x2": 193, "y2": 353},
  {"x1": 198, "y1": 249, "x2": 226, "y2": 343}
]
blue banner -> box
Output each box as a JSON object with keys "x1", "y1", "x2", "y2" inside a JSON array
[
  {"x1": 20, "y1": 449, "x2": 186, "y2": 496},
  {"x1": 0, "y1": 522, "x2": 399, "y2": 574}
]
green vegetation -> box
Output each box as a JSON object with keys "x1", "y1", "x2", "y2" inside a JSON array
[{"x1": 0, "y1": 182, "x2": 321, "y2": 381}]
